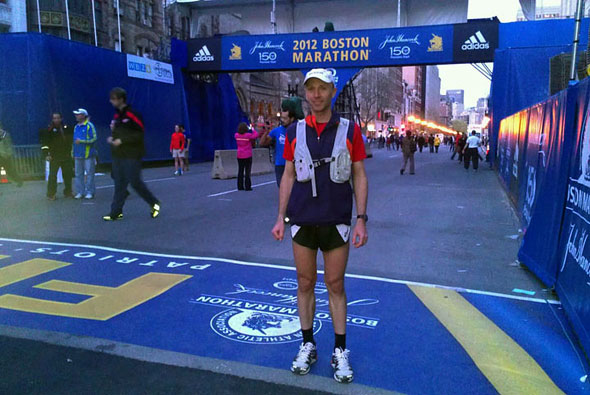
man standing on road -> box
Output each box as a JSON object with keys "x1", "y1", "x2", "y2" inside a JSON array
[
  {"x1": 72, "y1": 109, "x2": 97, "y2": 199},
  {"x1": 261, "y1": 97, "x2": 304, "y2": 187},
  {"x1": 103, "y1": 87, "x2": 160, "y2": 221},
  {"x1": 41, "y1": 113, "x2": 73, "y2": 200},
  {"x1": 271, "y1": 68, "x2": 368, "y2": 384},
  {"x1": 463, "y1": 130, "x2": 481, "y2": 171},
  {"x1": 400, "y1": 131, "x2": 416, "y2": 175}
]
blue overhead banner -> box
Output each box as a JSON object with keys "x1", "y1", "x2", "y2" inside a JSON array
[
  {"x1": 186, "y1": 21, "x2": 499, "y2": 72},
  {"x1": 556, "y1": 79, "x2": 590, "y2": 356}
]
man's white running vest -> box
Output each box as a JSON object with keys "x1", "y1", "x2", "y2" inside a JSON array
[{"x1": 294, "y1": 118, "x2": 352, "y2": 197}]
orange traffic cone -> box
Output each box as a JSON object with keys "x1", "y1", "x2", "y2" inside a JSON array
[{"x1": 0, "y1": 166, "x2": 8, "y2": 184}]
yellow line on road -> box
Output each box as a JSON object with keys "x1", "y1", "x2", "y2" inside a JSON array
[{"x1": 408, "y1": 285, "x2": 564, "y2": 395}]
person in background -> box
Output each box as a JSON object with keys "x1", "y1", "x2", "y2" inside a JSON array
[
  {"x1": 72, "y1": 108, "x2": 97, "y2": 199},
  {"x1": 463, "y1": 130, "x2": 481, "y2": 171},
  {"x1": 434, "y1": 135, "x2": 441, "y2": 153},
  {"x1": 235, "y1": 122, "x2": 258, "y2": 191},
  {"x1": 417, "y1": 134, "x2": 426, "y2": 153},
  {"x1": 0, "y1": 122, "x2": 23, "y2": 187},
  {"x1": 428, "y1": 134, "x2": 435, "y2": 153},
  {"x1": 400, "y1": 130, "x2": 416, "y2": 175},
  {"x1": 260, "y1": 97, "x2": 304, "y2": 187},
  {"x1": 40, "y1": 113, "x2": 73, "y2": 200},
  {"x1": 181, "y1": 125, "x2": 191, "y2": 172},
  {"x1": 103, "y1": 87, "x2": 160, "y2": 221},
  {"x1": 170, "y1": 124, "x2": 186, "y2": 176}
]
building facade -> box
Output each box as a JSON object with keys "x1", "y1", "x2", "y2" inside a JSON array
[
  {"x1": 25, "y1": 0, "x2": 166, "y2": 59},
  {"x1": 424, "y1": 65, "x2": 441, "y2": 123},
  {"x1": 403, "y1": 66, "x2": 425, "y2": 119},
  {"x1": 1, "y1": 0, "x2": 28, "y2": 33}
]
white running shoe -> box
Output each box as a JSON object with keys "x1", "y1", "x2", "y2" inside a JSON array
[
  {"x1": 331, "y1": 348, "x2": 354, "y2": 384},
  {"x1": 74, "y1": 193, "x2": 82, "y2": 199},
  {"x1": 291, "y1": 342, "x2": 317, "y2": 375},
  {"x1": 84, "y1": 193, "x2": 93, "y2": 199}
]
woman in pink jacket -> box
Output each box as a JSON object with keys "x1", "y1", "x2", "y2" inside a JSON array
[{"x1": 235, "y1": 122, "x2": 259, "y2": 191}]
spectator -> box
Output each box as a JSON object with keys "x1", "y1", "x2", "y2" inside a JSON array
[
  {"x1": 428, "y1": 134, "x2": 435, "y2": 153},
  {"x1": 417, "y1": 134, "x2": 426, "y2": 153},
  {"x1": 72, "y1": 109, "x2": 97, "y2": 199},
  {"x1": 434, "y1": 135, "x2": 441, "y2": 153},
  {"x1": 260, "y1": 97, "x2": 304, "y2": 187},
  {"x1": 0, "y1": 122, "x2": 23, "y2": 187},
  {"x1": 182, "y1": 125, "x2": 191, "y2": 172},
  {"x1": 40, "y1": 113, "x2": 73, "y2": 200},
  {"x1": 400, "y1": 130, "x2": 416, "y2": 175},
  {"x1": 463, "y1": 130, "x2": 481, "y2": 171},
  {"x1": 235, "y1": 122, "x2": 258, "y2": 191},
  {"x1": 170, "y1": 124, "x2": 186, "y2": 176}
]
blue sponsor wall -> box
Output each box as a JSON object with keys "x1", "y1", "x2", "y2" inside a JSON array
[
  {"x1": 0, "y1": 33, "x2": 242, "y2": 163},
  {"x1": 497, "y1": 77, "x2": 590, "y2": 359}
]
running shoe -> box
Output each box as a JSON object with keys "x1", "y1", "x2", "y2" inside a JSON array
[
  {"x1": 291, "y1": 342, "x2": 317, "y2": 375},
  {"x1": 151, "y1": 203, "x2": 160, "y2": 218},
  {"x1": 74, "y1": 193, "x2": 83, "y2": 199},
  {"x1": 102, "y1": 213, "x2": 123, "y2": 221},
  {"x1": 331, "y1": 348, "x2": 353, "y2": 384}
]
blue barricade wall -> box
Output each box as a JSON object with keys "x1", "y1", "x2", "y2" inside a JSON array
[
  {"x1": 0, "y1": 33, "x2": 242, "y2": 163},
  {"x1": 498, "y1": 78, "x2": 590, "y2": 357},
  {"x1": 556, "y1": 78, "x2": 590, "y2": 357},
  {"x1": 490, "y1": 18, "x2": 590, "y2": 166}
]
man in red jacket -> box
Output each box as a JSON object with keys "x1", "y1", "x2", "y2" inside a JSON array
[{"x1": 170, "y1": 124, "x2": 186, "y2": 176}]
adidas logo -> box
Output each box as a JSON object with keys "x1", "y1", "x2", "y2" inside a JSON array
[
  {"x1": 461, "y1": 31, "x2": 489, "y2": 51},
  {"x1": 193, "y1": 45, "x2": 214, "y2": 62}
]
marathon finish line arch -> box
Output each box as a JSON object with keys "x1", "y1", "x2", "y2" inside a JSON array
[{"x1": 185, "y1": 19, "x2": 499, "y2": 73}]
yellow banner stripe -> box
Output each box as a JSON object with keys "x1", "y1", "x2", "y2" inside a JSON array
[{"x1": 408, "y1": 285, "x2": 564, "y2": 395}]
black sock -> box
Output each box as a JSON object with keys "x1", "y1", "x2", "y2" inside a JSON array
[
  {"x1": 334, "y1": 333, "x2": 346, "y2": 351},
  {"x1": 302, "y1": 328, "x2": 315, "y2": 345}
]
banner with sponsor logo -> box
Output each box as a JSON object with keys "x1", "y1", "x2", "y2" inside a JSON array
[
  {"x1": 126, "y1": 54, "x2": 174, "y2": 85},
  {"x1": 186, "y1": 22, "x2": 500, "y2": 72},
  {"x1": 517, "y1": 89, "x2": 574, "y2": 286},
  {"x1": 556, "y1": 79, "x2": 590, "y2": 356}
]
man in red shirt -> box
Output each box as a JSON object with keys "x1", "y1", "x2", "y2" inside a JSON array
[
  {"x1": 272, "y1": 68, "x2": 368, "y2": 384},
  {"x1": 170, "y1": 124, "x2": 186, "y2": 176}
]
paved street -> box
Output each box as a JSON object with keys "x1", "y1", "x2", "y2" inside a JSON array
[{"x1": 0, "y1": 146, "x2": 587, "y2": 394}]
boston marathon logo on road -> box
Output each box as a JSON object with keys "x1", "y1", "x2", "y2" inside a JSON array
[{"x1": 191, "y1": 278, "x2": 381, "y2": 345}]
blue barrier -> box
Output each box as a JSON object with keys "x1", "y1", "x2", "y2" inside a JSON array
[
  {"x1": 555, "y1": 79, "x2": 590, "y2": 357},
  {"x1": 0, "y1": 33, "x2": 242, "y2": 163},
  {"x1": 498, "y1": 78, "x2": 590, "y2": 359}
]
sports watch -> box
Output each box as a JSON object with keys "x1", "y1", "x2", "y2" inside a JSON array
[{"x1": 357, "y1": 214, "x2": 368, "y2": 222}]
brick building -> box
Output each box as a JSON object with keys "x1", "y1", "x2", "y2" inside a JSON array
[{"x1": 26, "y1": 0, "x2": 166, "y2": 59}]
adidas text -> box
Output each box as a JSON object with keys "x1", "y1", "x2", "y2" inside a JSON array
[
  {"x1": 462, "y1": 42, "x2": 489, "y2": 50},
  {"x1": 194, "y1": 54, "x2": 214, "y2": 62},
  {"x1": 193, "y1": 45, "x2": 215, "y2": 62}
]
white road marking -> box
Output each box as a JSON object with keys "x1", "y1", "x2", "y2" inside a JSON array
[
  {"x1": 0, "y1": 237, "x2": 561, "y2": 305},
  {"x1": 96, "y1": 177, "x2": 176, "y2": 190},
  {"x1": 207, "y1": 181, "x2": 275, "y2": 197}
]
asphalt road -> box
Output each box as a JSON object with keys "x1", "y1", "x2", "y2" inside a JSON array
[
  {"x1": 0, "y1": 145, "x2": 559, "y2": 394},
  {"x1": 0, "y1": 144, "x2": 546, "y2": 297}
]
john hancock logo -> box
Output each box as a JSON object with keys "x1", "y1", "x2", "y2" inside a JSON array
[
  {"x1": 229, "y1": 44, "x2": 242, "y2": 60},
  {"x1": 428, "y1": 34, "x2": 443, "y2": 52},
  {"x1": 211, "y1": 309, "x2": 321, "y2": 344}
]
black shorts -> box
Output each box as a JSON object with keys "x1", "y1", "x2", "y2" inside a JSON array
[{"x1": 291, "y1": 224, "x2": 350, "y2": 251}]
